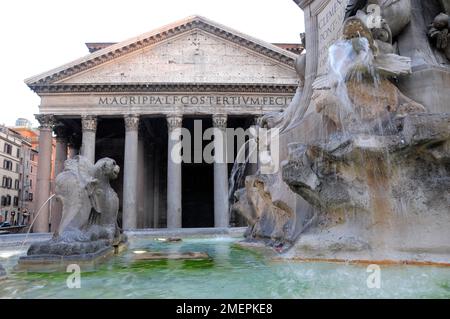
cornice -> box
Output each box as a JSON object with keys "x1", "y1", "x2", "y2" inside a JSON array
[
  {"x1": 25, "y1": 16, "x2": 297, "y2": 89},
  {"x1": 293, "y1": 0, "x2": 314, "y2": 9},
  {"x1": 29, "y1": 83, "x2": 298, "y2": 94}
]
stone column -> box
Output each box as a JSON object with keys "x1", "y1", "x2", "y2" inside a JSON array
[
  {"x1": 51, "y1": 125, "x2": 68, "y2": 232},
  {"x1": 54, "y1": 128, "x2": 68, "y2": 176},
  {"x1": 166, "y1": 114, "x2": 183, "y2": 229},
  {"x1": 145, "y1": 142, "x2": 155, "y2": 227},
  {"x1": 213, "y1": 114, "x2": 229, "y2": 228},
  {"x1": 152, "y1": 147, "x2": 160, "y2": 228},
  {"x1": 67, "y1": 141, "x2": 79, "y2": 159},
  {"x1": 122, "y1": 114, "x2": 139, "y2": 230},
  {"x1": 136, "y1": 125, "x2": 146, "y2": 228},
  {"x1": 34, "y1": 114, "x2": 55, "y2": 233},
  {"x1": 80, "y1": 115, "x2": 97, "y2": 163}
]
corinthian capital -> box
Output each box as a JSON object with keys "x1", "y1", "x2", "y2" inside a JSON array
[
  {"x1": 81, "y1": 115, "x2": 97, "y2": 132},
  {"x1": 166, "y1": 114, "x2": 183, "y2": 131},
  {"x1": 212, "y1": 114, "x2": 227, "y2": 129},
  {"x1": 35, "y1": 114, "x2": 56, "y2": 129},
  {"x1": 124, "y1": 114, "x2": 140, "y2": 131}
]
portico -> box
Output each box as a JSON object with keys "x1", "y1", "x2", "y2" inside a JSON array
[{"x1": 26, "y1": 16, "x2": 299, "y2": 231}]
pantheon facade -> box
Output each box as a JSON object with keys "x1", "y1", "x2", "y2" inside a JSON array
[{"x1": 26, "y1": 16, "x2": 299, "y2": 232}]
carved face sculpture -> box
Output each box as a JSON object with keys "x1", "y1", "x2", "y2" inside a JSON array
[
  {"x1": 433, "y1": 13, "x2": 449, "y2": 29},
  {"x1": 342, "y1": 17, "x2": 377, "y2": 53},
  {"x1": 95, "y1": 158, "x2": 120, "y2": 180}
]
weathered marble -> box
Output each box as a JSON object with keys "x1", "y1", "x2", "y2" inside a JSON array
[
  {"x1": 233, "y1": 0, "x2": 450, "y2": 264},
  {"x1": 166, "y1": 115, "x2": 183, "y2": 229},
  {"x1": 19, "y1": 156, "x2": 125, "y2": 271},
  {"x1": 282, "y1": 113, "x2": 450, "y2": 262},
  {"x1": 58, "y1": 30, "x2": 297, "y2": 85},
  {"x1": 213, "y1": 114, "x2": 229, "y2": 228},
  {"x1": 81, "y1": 115, "x2": 97, "y2": 163},
  {"x1": 232, "y1": 175, "x2": 301, "y2": 251},
  {"x1": 315, "y1": 77, "x2": 425, "y2": 128},
  {"x1": 33, "y1": 114, "x2": 55, "y2": 233},
  {"x1": 51, "y1": 133, "x2": 67, "y2": 232},
  {"x1": 122, "y1": 115, "x2": 139, "y2": 230},
  {"x1": 396, "y1": 0, "x2": 450, "y2": 114}
]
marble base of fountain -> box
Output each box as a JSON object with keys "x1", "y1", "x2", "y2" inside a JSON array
[{"x1": 16, "y1": 232, "x2": 128, "y2": 273}]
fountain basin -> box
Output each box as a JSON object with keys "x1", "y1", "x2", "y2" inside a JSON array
[
  {"x1": 0, "y1": 234, "x2": 449, "y2": 298},
  {"x1": 15, "y1": 246, "x2": 115, "y2": 273}
]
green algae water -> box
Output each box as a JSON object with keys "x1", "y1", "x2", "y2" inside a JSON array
[{"x1": 0, "y1": 236, "x2": 449, "y2": 298}]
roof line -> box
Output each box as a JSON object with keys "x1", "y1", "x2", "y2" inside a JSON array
[{"x1": 25, "y1": 15, "x2": 298, "y2": 87}]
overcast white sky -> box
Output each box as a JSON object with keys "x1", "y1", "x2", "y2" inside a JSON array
[{"x1": 0, "y1": 0, "x2": 304, "y2": 127}]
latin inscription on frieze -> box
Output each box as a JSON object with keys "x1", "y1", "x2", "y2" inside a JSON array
[
  {"x1": 317, "y1": 0, "x2": 348, "y2": 76},
  {"x1": 98, "y1": 94, "x2": 292, "y2": 107}
]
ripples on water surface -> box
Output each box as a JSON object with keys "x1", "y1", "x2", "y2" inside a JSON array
[{"x1": 0, "y1": 236, "x2": 449, "y2": 298}]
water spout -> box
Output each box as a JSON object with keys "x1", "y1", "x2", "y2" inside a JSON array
[
  {"x1": 228, "y1": 136, "x2": 258, "y2": 204},
  {"x1": 20, "y1": 194, "x2": 56, "y2": 248}
]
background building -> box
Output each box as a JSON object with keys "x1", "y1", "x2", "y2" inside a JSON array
[
  {"x1": 0, "y1": 119, "x2": 55, "y2": 227},
  {"x1": 12, "y1": 119, "x2": 55, "y2": 228},
  {"x1": 25, "y1": 16, "x2": 301, "y2": 232},
  {"x1": 14, "y1": 121, "x2": 56, "y2": 182},
  {"x1": 0, "y1": 125, "x2": 28, "y2": 225},
  {"x1": 15, "y1": 118, "x2": 33, "y2": 128}
]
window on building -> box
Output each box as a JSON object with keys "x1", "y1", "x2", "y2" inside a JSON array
[
  {"x1": 16, "y1": 163, "x2": 19, "y2": 173},
  {"x1": 30, "y1": 153, "x2": 35, "y2": 161},
  {"x1": 16, "y1": 148, "x2": 20, "y2": 158},
  {"x1": 3, "y1": 143, "x2": 12, "y2": 155},
  {"x1": 2, "y1": 177, "x2": 12, "y2": 189},
  {"x1": 6, "y1": 195, "x2": 11, "y2": 206},
  {"x1": 3, "y1": 160, "x2": 12, "y2": 171},
  {"x1": 13, "y1": 196, "x2": 18, "y2": 207},
  {"x1": 14, "y1": 179, "x2": 19, "y2": 190},
  {"x1": 29, "y1": 179, "x2": 32, "y2": 188},
  {"x1": 28, "y1": 193, "x2": 33, "y2": 201},
  {"x1": 1, "y1": 196, "x2": 7, "y2": 206},
  {"x1": 30, "y1": 166, "x2": 33, "y2": 173}
]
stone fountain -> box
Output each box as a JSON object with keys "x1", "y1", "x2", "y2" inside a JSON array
[
  {"x1": 17, "y1": 156, "x2": 127, "y2": 272},
  {"x1": 233, "y1": 0, "x2": 450, "y2": 264}
]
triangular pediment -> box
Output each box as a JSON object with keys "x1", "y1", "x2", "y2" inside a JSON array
[{"x1": 26, "y1": 16, "x2": 299, "y2": 90}]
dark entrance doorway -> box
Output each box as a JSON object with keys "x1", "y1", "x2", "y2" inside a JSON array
[{"x1": 182, "y1": 117, "x2": 214, "y2": 227}]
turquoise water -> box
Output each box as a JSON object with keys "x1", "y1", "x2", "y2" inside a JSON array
[{"x1": 0, "y1": 236, "x2": 449, "y2": 298}]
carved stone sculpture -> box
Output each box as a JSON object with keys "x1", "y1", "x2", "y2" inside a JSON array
[
  {"x1": 231, "y1": 175, "x2": 297, "y2": 250},
  {"x1": 428, "y1": 10, "x2": 450, "y2": 60},
  {"x1": 282, "y1": 114, "x2": 450, "y2": 261},
  {"x1": 344, "y1": 0, "x2": 412, "y2": 38},
  {"x1": 316, "y1": 16, "x2": 425, "y2": 130},
  {"x1": 26, "y1": 156, "x2": 124, "y2": 257}
]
